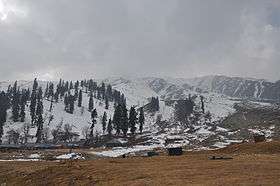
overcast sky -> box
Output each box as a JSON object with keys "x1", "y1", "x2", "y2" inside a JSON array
[{"x1": 0, "y1": 0, "x2": 280, "y2": 81}]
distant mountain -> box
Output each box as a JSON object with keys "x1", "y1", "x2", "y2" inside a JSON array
[
  {"x1": 105, "y1": 75, "x2": 280, "y2": 103},
  {"x1": 187, "y1": 75, "x2": 280, "y2": 102}
]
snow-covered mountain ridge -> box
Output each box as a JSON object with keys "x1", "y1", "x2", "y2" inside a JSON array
[
  {"x1": 0, "y1": 75, "x2": 278, "y2": 150},
  {"x1": 186, "y1": 75, "x2": 280, "y2": 101},
  {"x1": 104, "y1": 75, "x2": 280, "y2": 102}
]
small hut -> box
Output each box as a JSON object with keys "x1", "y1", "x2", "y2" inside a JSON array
[
  {"x1": 253, "y1": 134, "x2": 265, "y2": 143},
  {"x1": 167, "y1": 146, "x2": 183, "y2": 156}
]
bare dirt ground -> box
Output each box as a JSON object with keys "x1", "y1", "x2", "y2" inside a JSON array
[{"x1": 1, "y1": 141, "x2": 280, "y2": 186}]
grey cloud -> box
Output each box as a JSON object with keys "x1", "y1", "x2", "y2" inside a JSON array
[{"x1": 0, "y1": 0, "x2": 280, "y2": 81}]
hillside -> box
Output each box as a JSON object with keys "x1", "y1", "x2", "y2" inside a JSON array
[{"x1": 0, "y1": 75, "x2": 279, "y2": 152}]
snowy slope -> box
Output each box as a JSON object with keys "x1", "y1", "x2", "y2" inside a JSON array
[
  {"x1": 104, "y1": 77, "x2": 239, "y2": 121},
  {"x1": 0, "y1": 76, "x2": 276, "y2": 150},
  {"x1": 3, "y1": 88, "x2": 115, "y2": 143}
]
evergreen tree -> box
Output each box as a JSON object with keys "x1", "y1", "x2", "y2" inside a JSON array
[
  {"x1": 21, "y1": 89, "x2": 29, "y2": 105},
  {"x1": 139, "y1": 107, "x2": 145, "y2": 134},
  {"x1": 11, "y1": 88, "x2": 20, "y2": 122},
  {"x1": 200, "y1": 95, "x2": 205, "y2": 114},
  {"x1": 90, "y1": 109, "x2": 97, "y2": 138},
  {"x1": 35, "y1": 87, "x2": 44, "y2": 143},
  {"x1": 64, "y1": 81, "x2": 69, "y2": 92},
  {"x1": 120, "y1": 104, "x2": 128, "y2": 136},
  {"x1": 149, "y1": 97, "x2": 160, "y2": 112},
  {"x1": 70, "y1": 81, "x2": 73, "y2": 89},
  {"x1": 106, "y1": 84, "x2": 113, "y2": 101},
  {"x1": 25, "y1": 88, "x2": 31, "y2": 102},
  {"x1": 44, "y1": 82, "x2": 49, "y2": 98},
  {"x1": 97, "y1": 89, "x2": 101, "y2": 99},
  {"x1": 19, "y1": 95, "x2": 26, "y2": 122},
  {"x1": 48, "y1": 83, "x2": 54, "y2": 99},
  {"x1": 68, "y1": 95, "x2": 75, "y2": 114},
  {"x1": 174, "y1": 98, "x2": 195, "y2": 123},
  {"x1": 88, "y1": 92, "x2": 94, "y2": 111},
  {"x1": 36, "y1": 88, "x2": 43, "y2": 117},
  {"x1": 54, "y1": 89, "x2": 59, "y2": 102},
  {"x1": 74, "y1": 81, "x2": 79, "y2": 99},
  {"x1": 30, "y1": 78, "x2": 38, "y2": 124},
  {"x1": 32, "y1": 78, "x2": 38, "y2": 90},
  {"x1": 107, "y1": 118, "x2": 112, "y2": 137},
  {"x1": 64, "y1": 94, "x2": 69, "y2": 111},
  {"x1": 156, "y1": 97, "x2": 160, "y2": 111},
  {"x1": 101, "y1": 82, "x2": 106, "y2": 99},
  {"x1": 186, "y1": 98, "x2": 195, "y2": 116},
  {"x1": 113, "y1": 104, "x2": 122, "y2": 135},
  {"x1": 105, "y1": 96, "x2": 109, "y2": 109},
  {"x1": 102, "y1": 112, "x2": 107, "y2": 134},
  {"x1": 78, "y1": 90, "x2": 82, "y2": 107},
  {"x1": 49, "y1": 95, "x2": 54, "y2": 112},
  {"x1": 57, "y1": 79, "x2": 62, "y2": 96},
  {"x1": 35, "y1": 114, "x2": 44, "y2": 143},
  {"x1": 0, "y1": 91, "x2": 9, "y2": 144},
  {"x1": 129, "y1": 106, "x2": 138, "y2": 135}
]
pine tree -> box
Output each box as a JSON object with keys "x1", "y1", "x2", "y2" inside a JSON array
[
  {"x1": 149, "y1": 97, "x2": 160, "y2": 112},
  {"x1": 35, "y1": 87, "x2": 44, "y2": 143},
  {"x1": 11, "y1": 82, "x2": 18, "y2": 119},
  {"x1": 113, "y1": 104, "x2": 122, "y2": 135},
  {"x1": 57, "y1": 79, "x2": 62, "y2": 96},
  {"x1": 129, "y1": 106, "x2": 138, "y2": 135},
  {"x1": 70, "y1": 81, "x2": 73, "y2": 89},
  {"x1": 102, "y1": 112, "x2": 107, "y2": 134},
  {"x1": 48, "y1": 83, "x2": 54, "y2": 99},
  {"x1": 101, "y1": 82, "x2": 106, "y2": 99},
  {"x1": 54, "y1": 89, "x2": 59, "y2": 102},
  {"x1": 64, "y1": 94, "x2": 69, "y2": 111},
  {"x1": 139, "y1": 107, "x2": 145, "y2": 134},
  {"x1": 0, "y1": 91, "x2": 9, "y2": 144},
  {"x1": 64, "y1": 81, "x2": 69, "y2": 94},
  {"x1": 35, "y1": 114, "x2": 44, "y2": 143},
  {"x1": 88, "y1": 92, "x2": 94, "y2": 111},
  {"x1": 68, "y1": 95, "x2": 75, "y2": 114},
  {"x1": 90, "y1": 109, "x2": 97, "y2": 138},
  {"x1": 33, "y1": 78, "x2": 38, "y2": 90},
  {"x1": 49, "y1": 95, "x2": 54, "y2": 112},
  {"x1": 44, "y1": 82, "x2": 49, "y2": 98},
  {"x1": 74, "y1": 81, "x2": 79, "y2": 99},
  {"x1": 174, "y1": 98, "x2": 195, "y2": 123},
  {"x1": 36, "y1": 88, "x2": 43, "y2": 117},
  {"x1": 30, "y1": 78, "x2": 38, "y2": 124},
  {"x1": 156, "y1": 97, "x2": 160, "y2": 111},
  {"x1": 25, "y1": 88, "x2": 31, "y2": 102},
  {"x1": 200, "y1": 95, "x2": 205, "y2": 114},
  {"x1": 107, "y1": 118, "x2": 112, "y2": 137},
  {"x1": 97, "y1": 89, "x2": 101, "y2": 99},
  {"x1": 78, "y1": 90, "x2": 82, "y2": 107},
  {"x1": 105, "y1": 96, "x2": 109, "y2": 109},
  {"x1": 120, "y1": 104, "x2": 128, "y2": 136},
  {"x1": 11, "y1": 88, "x2": 20, "y2": 122},
  {"x1": 19, "y1": 95, "x2": 26, "y2": 122},
  {"x1": 106, "y1": 84, "x2": 113, "y2": 101}
]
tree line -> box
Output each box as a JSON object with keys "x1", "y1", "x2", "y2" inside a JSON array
[{"x1": 0, "y1": 78, "x2": 145, "y2": 144}]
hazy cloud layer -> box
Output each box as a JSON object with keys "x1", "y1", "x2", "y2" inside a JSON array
[{"x1": 0, "y1": 0, "x2": 280, "y2": 81}]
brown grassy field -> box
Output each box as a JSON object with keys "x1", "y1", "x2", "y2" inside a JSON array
[{"x1": 1, "y1": 141, "x2": 280, "y2": 186}]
